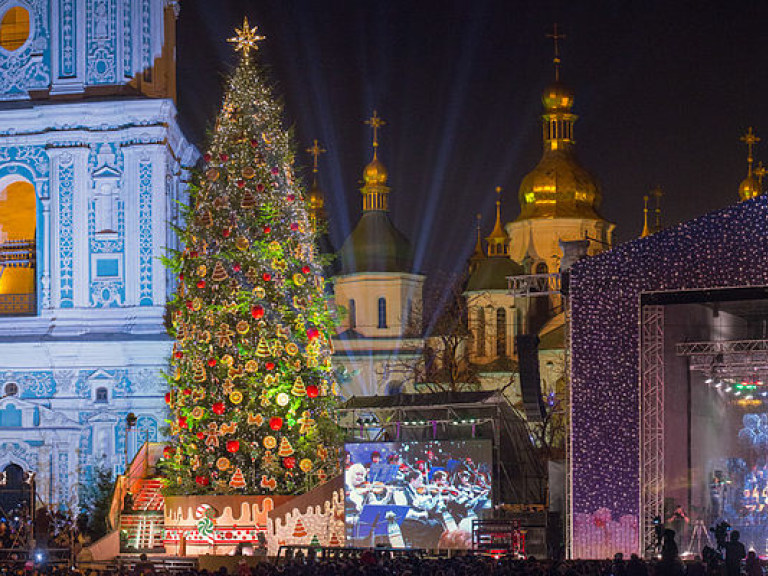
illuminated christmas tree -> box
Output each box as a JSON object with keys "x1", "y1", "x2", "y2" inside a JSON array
[{"x1": 163, "y1": 18, "x2": 340, "y2": 495}]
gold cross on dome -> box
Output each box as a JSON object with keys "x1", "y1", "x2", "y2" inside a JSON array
[
  {"x1": 306, "y1": 139, "x2": 327, "y2": 174},
  {"x1": 742, "y1": 127, "x2": 760, "y2": 166},
  {"x1": 365, "y1": 110, "x2": 386, "y2": 156},
  {"x1": 546, "y1": 23, "x2": 566, "y2": 81},
  {"x1": 228, "y1": 17, "x2": 265, "y2": 59}
]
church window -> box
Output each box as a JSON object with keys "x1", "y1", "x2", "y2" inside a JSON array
[
  {"x1": 476, "y1": 308, "x2": 486, "y2": 356},
  {"x1": 536, "y1": 262, "x2": 548, "y2": 274},
  {"x1": 496, "y1": 308, "x2": 507, "y2": 357},
  {"x1": 3, "y1": 383, "x2": 17, "y2": 397},
  {"x1": 378, "y1": 298, "x2": 387, "y2": 329},
  {"x1": 0, "y1": 7, "x2": 29, "y2": 52},
  {"x1": 0, "y1": 404, "x2": 21, "y2": 427},
  {"x1": 349, "y1": 299, "x2": 357, "y2": 329},
  {"x1": 0, "y1": 178, "x2": 37, "y2": 316},
  {"x1": 96, "y1": 257, "x2": 120, "y2": 278},
  {"x1": 95, "y1": 387, "x2": 108, "y2": 403}
]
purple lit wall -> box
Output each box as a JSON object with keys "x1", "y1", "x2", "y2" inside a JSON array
[{"x1": 569, "y1": 195, "x2": 768, "y2": 558}]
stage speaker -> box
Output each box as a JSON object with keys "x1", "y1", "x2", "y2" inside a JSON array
[{"x1": 517, "y1": 334, "x2": 545, "y2": 423}]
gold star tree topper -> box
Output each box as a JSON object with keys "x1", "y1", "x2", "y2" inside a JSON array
[{"x1": 228, "y1": 17, "x2": 265, "y2": 59}]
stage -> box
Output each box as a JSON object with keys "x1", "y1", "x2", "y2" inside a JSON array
[{"x1": 568, "y1": 196, "x2": 768, "y2": 559}]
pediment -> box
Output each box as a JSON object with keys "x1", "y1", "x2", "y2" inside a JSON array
[{"x1": 92, "y1": 165, "x2": 121, "y2": 179}]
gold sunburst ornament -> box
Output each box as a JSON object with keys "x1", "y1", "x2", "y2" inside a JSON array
[{"x1": 228, "y1": 17, "x2": 265, "y2": 59}]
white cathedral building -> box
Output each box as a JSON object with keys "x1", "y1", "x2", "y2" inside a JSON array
[{"x1": 0, "y1": 0, "x2": 196, "y2": 509}]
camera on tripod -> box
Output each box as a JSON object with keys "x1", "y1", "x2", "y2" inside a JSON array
[
  {"x1": 652, "y1": 516, "x2": 664, "y2": 548},
  {"x1": 709, "y1": 520, "x2": 731, "y2": 550}
]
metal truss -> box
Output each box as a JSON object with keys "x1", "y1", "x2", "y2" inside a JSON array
[
  {"x1": 676, "y1": 339, "x2": 768, "y2": 379},
  {"x1": 564, "y1": 295, "x2": 574, "y2": 558},
  {"x1": 640, "y1": 305, "x2": 665, "y2": 556},
  {"x1": 507, "y1": 273, "x2": 561, "y2": 297}
]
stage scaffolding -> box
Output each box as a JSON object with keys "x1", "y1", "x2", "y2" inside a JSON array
[
  {"x1": 337, "y1": 391, "x2": 547, "y2": 506},
  {"x1": 640, "y1": 305, "x2": 665, "y2": 556},
  {"x1": 676, "y1": 339, "x2": 768, "y2": 380}
]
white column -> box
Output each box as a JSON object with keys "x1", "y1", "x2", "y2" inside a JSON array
[
  {"x1": 40, "y1": 197, "x2": 51, "y2": 310},
  {"x1": 72, "y1": 148, "x2": 91, "y2": 308},
  {"x1": 122, "y1": 146, "x2": 140, "y2": 306},
  {"x1": 150, "y1": 145, "x2": 167, "y2": 306}
]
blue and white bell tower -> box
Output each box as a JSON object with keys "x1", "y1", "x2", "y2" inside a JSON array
[{"x1": 0, "y1": 0, "x2": 196, "y2": 510}]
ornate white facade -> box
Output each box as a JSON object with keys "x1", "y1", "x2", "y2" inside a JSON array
[{"x1": 0, "y1": 0, "x2": 195, "y2": 510}]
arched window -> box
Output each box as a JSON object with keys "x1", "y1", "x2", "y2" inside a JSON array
[
  {"x1": 496, "y1": 308, "x2": 507, "y2": 357},
  {"x1": 3, "y1": 383, "x2": 18, "y2": 397},
  {"x1": 0, "y1": 178, "x2": 37, "y2": 316},
  {"x1": 95, "y1": 387, "x2": 108, "y2": 403},
  {"x1": 476, "y1": 308, "x2": 486, "y2": 356},
  {"x1": 0, "y1": 7, "x2": 30, "y2": 52},
  {"x1": 536, "y1": 261, "x2": 548, "y2": 274},
  {"x1": 378, "y1": 298, "x2": 387, "y2": 329},
  {"x1": 349, "y1": 299, "x2": 357, "y2": 329}
]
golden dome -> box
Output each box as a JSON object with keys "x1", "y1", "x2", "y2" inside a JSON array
[
  {"x1": 739, "y1": 175, "x2": 761, "y2": 201},
  {"x1": 516, "y1": 80, "x2": 604, "y2": 221},
  {"x1": 517, "y1": 151, "x2": 602, "y2": 220},
  {"x1": 363, "y1": 156, "x2": 388, "y2": 186},
  {"x1": 542, "y1": 81, "x2": 574, "y2": 112},
  {"x1": 308, "y1": 178, "x2": 325, "y2": 213}
]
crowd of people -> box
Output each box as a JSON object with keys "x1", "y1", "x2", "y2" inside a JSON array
[{"x1": 113, "y1": 547, "x2": 764, "y2": 576}]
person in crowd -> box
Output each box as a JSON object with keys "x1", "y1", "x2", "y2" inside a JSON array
[{"x1": 724, "y1": 530, "x2": 747, "y2": 576}]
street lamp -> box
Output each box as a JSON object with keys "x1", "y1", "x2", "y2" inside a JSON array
[{"x1": 124, "y1": 412, "x2": 137, "y2": 472}]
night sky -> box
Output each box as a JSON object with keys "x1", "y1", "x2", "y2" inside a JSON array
[{"x1": 177, "y1": 0, "x2": 768, "y2": 276}]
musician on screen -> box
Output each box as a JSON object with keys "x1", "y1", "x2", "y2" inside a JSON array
[{"x1": 394, "y1": 469, "x2": 443, "y2": 548}]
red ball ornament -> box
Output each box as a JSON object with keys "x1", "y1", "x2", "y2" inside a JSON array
[
  {"x1": 195, "y1": 475, "x2": 210, "y2": 486},
  {"x1": 174, "y1": 350, "x2": 183, "y2": 359},
  {"x1": 257, "y1": 183, "x2": 265, "y2": 192},
  {"x1": 212, "y1": 402, "x2": 225, "y2": 415},
  {"x1": 223, "y1": 228, "x2": 231, "y2": 238},
  {"x1": 301, "y1": 266, "x2": 310, "y2": 274},
  {"x1": 208, "y1": 358, "x2": 217, "y2": 367},
  {"x1": 262, "y1": 273, "x2": 272, "y2": 282},
  {"x1": 271, "y1": 166, "x2": 279, "y2": 175},
  {"x1": 203, "y1": 153, "x2": 212, "y2": 163},
  {"x1": 178, "y1": 416, "x2": 188, "y2": 429},
  {"x1": 164, "y1": 392, "x2": 171, "y2": 404},
  {"x1": 163, "y1": 446, "x2": 173, "y2": 459},
  {"x1": 283, "y1": 457, "x2": 296, "y2": 469},
  {"x1": 197, "y1": 280, "x2": 206, "y2": 289},
  {"x1": 269, "y1": 417, "x2": 283, "y2": 431},
  {"x1": 263, "y1": 225, "x2": 271, "y2": 234},
  {"x1": 190, "y1": 251, "x2": 198, "y2": 258},
  {"x1": 226, "y1": 440, "x2": 240, "y2": 453},
  {"x1": 179, "y1": 273, "x2": 184, "y2": 281},
  {"x1": 233, "y1": 263, "x2": 242, "y2": 272},
  {"x1": 196, "y1": 431, "x2": 205, "y2": 440},
  {"x1": 286, "y1": 194, "x2": 295, "y2": 202},
  {"x1": 237, "y1": 179, "x2": 245, "y2": 188},
  {"x1": 290, "y1": 222, "x2": 299, "y2": 231},
  {"x1": 219, "y1": 153, "x2": 229, "y2": 162},
  {"x1": 183, "y1": 388, "x2": 192, "y2": 396},
  {"x1": 251, "y1": 305, "x2": 265, "y2": 319},
  {"x1": 185, "y1": 300, "x2": 193, "y2": 310},
  {"x1": 250, "y1": 139, "x2": 259, "y2": 148},
  {"x1": 306, "y1": 385, "x2": 319, "y2": 398},
  {"x1": 306, "y1": 327, "x2": 320, "y2": 341},
  {"x1": 265, "y1": 362, "x2": 275, "y2": 370}
]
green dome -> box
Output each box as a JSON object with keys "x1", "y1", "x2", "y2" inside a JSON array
[
  {"x1": 466, "y1": 257, "x2": 524, "y2": 292},
  {"x1": 338, "y1": 211, "x2": 414, "y2": 274}
]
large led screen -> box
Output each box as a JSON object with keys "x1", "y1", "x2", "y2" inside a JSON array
[{"x1": 344, "y1": 440, "x2": 493, "y2": 549}]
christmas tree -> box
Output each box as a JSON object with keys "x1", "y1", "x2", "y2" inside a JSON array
[{"x1": 163, "y1": 18, "x2": 340, "y2": 495}]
